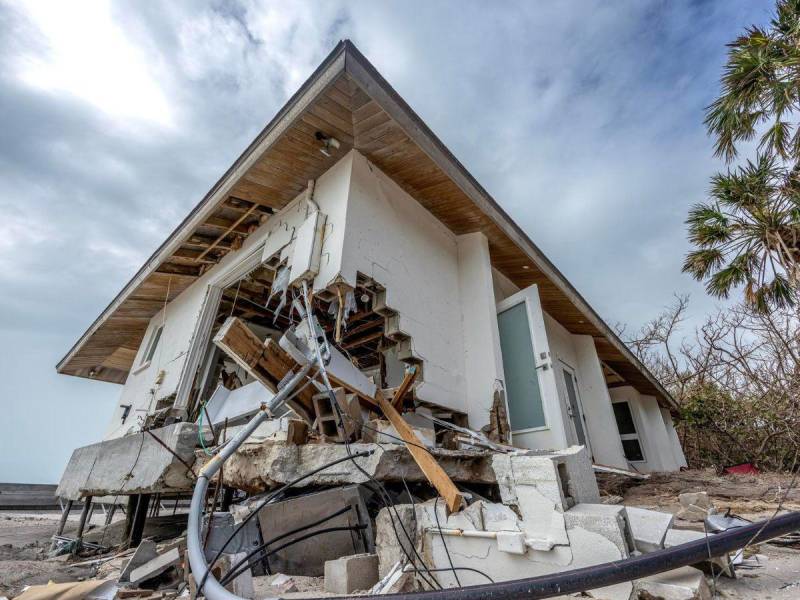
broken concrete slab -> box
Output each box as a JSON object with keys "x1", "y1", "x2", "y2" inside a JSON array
[
  {"x1": 119, "y1": 540, "x2": 158, "y2": 583},
  {"x1": 633, "y1": 566, "x2": 711, "y2": 600},
  {"x1": 128, "y1": 547, "x2": 181, "y2": 585},
  {"x1": 56, "y1": 423, "x2": 200, "y2": 500},
  {"x1": 324, "y1": 553, "x2": 379, "y2": 594},
  {"x1": 202, "y1": 440, "x2": 496, "y2": 494},
  {"x1": 565, "y1": 504, "x2": 633, "y2": 600},
  {"x1": 626, "y1": 506, "x2": 674, "y2": 552},
  {"x1": 664, "y1": 528, "x2": 734, "y2": 577}
]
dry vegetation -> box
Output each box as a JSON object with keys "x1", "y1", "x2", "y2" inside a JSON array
[{"x1": 620, "y1": 296, "x2": 800, "y2": 471}]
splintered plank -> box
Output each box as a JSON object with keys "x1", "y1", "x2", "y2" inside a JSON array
[
  {"x1": 213, "y1": 317, "x2": 316, "y2": 424},
  {"x1": 374, "y1": 387, "x2": 465, "y2": 513},
  {"x1": 390, "y1": 365, "x2": 418, "y2": 410}
]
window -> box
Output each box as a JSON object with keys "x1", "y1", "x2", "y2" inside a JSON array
[
  {"x1": 497, "y1": 302, "x2": 546, "y2": 431},
  {"x1": 613, "y1": 401, "x2": 645, "y2": 462},
  {"x1": 141, "y1": 325, "x2": 163, "y2": 366}
]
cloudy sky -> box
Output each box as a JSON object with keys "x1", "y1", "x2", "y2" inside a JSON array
[{"x1": 0, "y1": 0, "x2": 772, "y2": 483}]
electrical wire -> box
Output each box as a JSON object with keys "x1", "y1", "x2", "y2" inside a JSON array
[
  {"x1": 299, "y1": 284, "x2": 442, "y2": 590},
  {"x1": 434, "y1": 497, "x2": 461, "y2": 587},
  {"x1": 223, "y1": 505, "x2": 354, "y2": 580},
  {"x1": 198, "y1": 450, "x2": 373, "y2": 594},
  {"x1": 221, "y1": 524, "x2": 367, "y2": 586},
  {"x1": 405, "y1": 566, "x2": 495, "y2": 584}
]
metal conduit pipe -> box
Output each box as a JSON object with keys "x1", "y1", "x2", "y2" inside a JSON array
[{"x1": 186, "y1": 362, "x2": 314, "y2": 600}]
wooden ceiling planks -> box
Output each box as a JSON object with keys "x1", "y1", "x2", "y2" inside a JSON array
[{"x1": 59, "y1": 42, "x2": 667, "y2": 406}]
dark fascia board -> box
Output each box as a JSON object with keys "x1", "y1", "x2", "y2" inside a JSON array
[
  {"x1": 342, "y1": 41, "x2": 676, "y2": 410},
  {"x1": 56, "y1": 42, "x2": 349, "y2": 374}
]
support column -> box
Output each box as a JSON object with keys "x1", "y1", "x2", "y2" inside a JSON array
[
  {"x1": 75, "y1": 496, "x2": 93, "y2": 551},
  {"x1": 456, "y1": 232, "x2": 507, "y2": 432},
  {"x1": 55, "y1": 499, "x2": 73, "y2": 536},
  {"x1": 104, "y1": 503, "x2": 117, "y2": 526},
  {"x1": 127, "y1": 494, "x2": 151, "y2": 548}
]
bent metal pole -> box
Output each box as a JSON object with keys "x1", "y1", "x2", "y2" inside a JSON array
[{"x1": 186, "y1": 362, "x2": 313, "y2": 600}]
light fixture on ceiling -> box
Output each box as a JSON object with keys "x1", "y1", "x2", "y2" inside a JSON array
[
  {"x1": 522, "y1": 265, "x2": 530, "y2": 270},
  {"x1": 315, "y1": 131, "x2": 341, "y2": 157}
]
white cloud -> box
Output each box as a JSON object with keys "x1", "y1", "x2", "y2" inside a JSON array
[{"x1": 9, "y1": 0, "x2": 173, "y2": 126}]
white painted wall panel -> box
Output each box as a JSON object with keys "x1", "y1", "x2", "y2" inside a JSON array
[{"x1": 338, "y1": 151, "x2": 467, "y2": 412}]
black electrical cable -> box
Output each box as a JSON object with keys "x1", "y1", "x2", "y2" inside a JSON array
[
  {"x1": 223, "y1": 504, "x2": 354, "y2": 581},
  {"x1": 326, "y1": 392, "x2": 442, "y2": 591},
  {"x1": 434, "y1": 497, "x2": 461, "y2": 587},
  {"x1": 220, "y1": 524, "x2": 367, "y2": 586},
  {"x1": 297, "y1": 296, "x2": 442, "y2": 592},
  {"x1": 198, "y1": 449, "x2": 373, "y2": 594},
  {"x1": 407, "y1": 567, "x2": 495, "y2": 584}
]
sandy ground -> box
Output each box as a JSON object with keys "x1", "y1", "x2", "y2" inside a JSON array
[{"x1": 1, "y1": 471, "x2": 799, "y2": 598}]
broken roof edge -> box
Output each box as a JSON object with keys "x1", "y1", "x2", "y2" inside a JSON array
[
  {"x1": 55, "y1": 41, "x2": 349, "y2": 377},
  {"x1": 56, "y1": 39, "x2": 675, "y2": 411},
  {"x1": 341, "y1": 42, "x2": 676, "y2": 411}
]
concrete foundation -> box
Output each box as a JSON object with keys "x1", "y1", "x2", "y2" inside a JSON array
[
  {"x1": 201, "y1": 440, "x2": 496, "y2": 494},
  {"x1": 56, "y1": 423, "x2": 202, "y2": 500},
  {"x1": 633, "y1": 566, "x2": 711, "y2": 600}
]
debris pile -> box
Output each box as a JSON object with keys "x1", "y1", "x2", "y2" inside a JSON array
[{"x1": 27, "y1": 295, "x2": 796, "y2": 600}]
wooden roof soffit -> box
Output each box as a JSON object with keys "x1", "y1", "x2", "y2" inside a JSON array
[{"x1": 56, "y1": 40, "x2": 674, "y2": 411}]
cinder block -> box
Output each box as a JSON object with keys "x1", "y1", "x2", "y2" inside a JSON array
[
  {"x1": 324, "y1": 553, "x2": 379, "y2": 594},
  {"x1": 626, "y1": 506, "x2": 674, "y2": 553},
  {"x1": 634, "y1": 566, "x2": 711, "y2": 600}
]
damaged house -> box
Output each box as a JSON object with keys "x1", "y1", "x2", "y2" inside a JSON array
[{"x1": 48, "y1": 41, "x2": 710, "y2": 598}]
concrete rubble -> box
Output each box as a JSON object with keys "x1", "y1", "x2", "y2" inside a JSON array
[{"x1": 31, "y1": 424, "x2": 772, "y2": 600}]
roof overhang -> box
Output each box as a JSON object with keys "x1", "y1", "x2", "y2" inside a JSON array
[{"x1": 57, "y1": 41, "x2": 676, "y2": 410}]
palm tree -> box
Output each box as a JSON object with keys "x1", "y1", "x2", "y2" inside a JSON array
[
  {"x1": 685, "y1": 0, "x2": 800, "y2": 310},
  {"x1": 683, "y1": 155, "x2": 800, "y2": 311}
]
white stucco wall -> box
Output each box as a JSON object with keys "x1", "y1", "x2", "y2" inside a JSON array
[
  {"x1": 105, "y1": 153, "x2": 356, "y2": 439},
  {"x1": 456, "y1": 232, "x2": 506, "y2": 431},
  {"x1": 337, "y1": 151, "x2": 468, "y2": 412},
  {"x1": 572, "y1": 336, "x2": 629, "y2": 469}
]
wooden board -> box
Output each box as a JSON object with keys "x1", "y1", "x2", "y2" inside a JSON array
[
  {"x1": 374, "y1": 387, "x2": 464, "y2": 513},
  {"x1": 212, "y1": 317, "x2": 316, "y2": 424}
]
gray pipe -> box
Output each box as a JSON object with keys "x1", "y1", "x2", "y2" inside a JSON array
[{"x1": 186, "y1": 362, "x2": 313, "y2": 600}]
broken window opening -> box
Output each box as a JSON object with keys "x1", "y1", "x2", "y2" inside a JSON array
[{"x1": 612, "y1": 400, "x2": 646, "y2": 463}]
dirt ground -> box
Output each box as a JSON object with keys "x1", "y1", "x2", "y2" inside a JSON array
[{"x1": 1, "y1": 471, "x2": 799, "y2": 598}]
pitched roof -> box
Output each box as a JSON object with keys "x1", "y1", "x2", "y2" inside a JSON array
[{"x1": 57, "y1": 41, "x2": 674, "y2": 409}]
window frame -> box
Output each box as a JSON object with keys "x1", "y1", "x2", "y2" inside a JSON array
[{"x1": 612, "y1": 399, "x2": 647, "y2": 463}]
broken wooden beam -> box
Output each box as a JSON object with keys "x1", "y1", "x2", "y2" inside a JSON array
[
  {"x1": 390, "y1": 365, "x2": 418, "y2": 410},
  {"x1": 212, "y1": 317, "x2": 316, "y2": 424},
  {"x1": 374, "y1": 388, "x2": 464, "y2": 513}
]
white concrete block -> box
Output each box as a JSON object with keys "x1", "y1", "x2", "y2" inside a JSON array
[
  {"x1": 565, "y1": 504, "x2": 633, "y2": 558},
  {"x1": 324, "y1": 553, "x2": 379, "y2": 594},
  {"x1": 626, "y1": 506, "x2": 674, "y2": 553},
  {"x1": 634, "y1": 566, "x2": 711, "y2": 600},
  {"x1": 496, "y1": 531, "x2": 526, "y2": 555}
]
